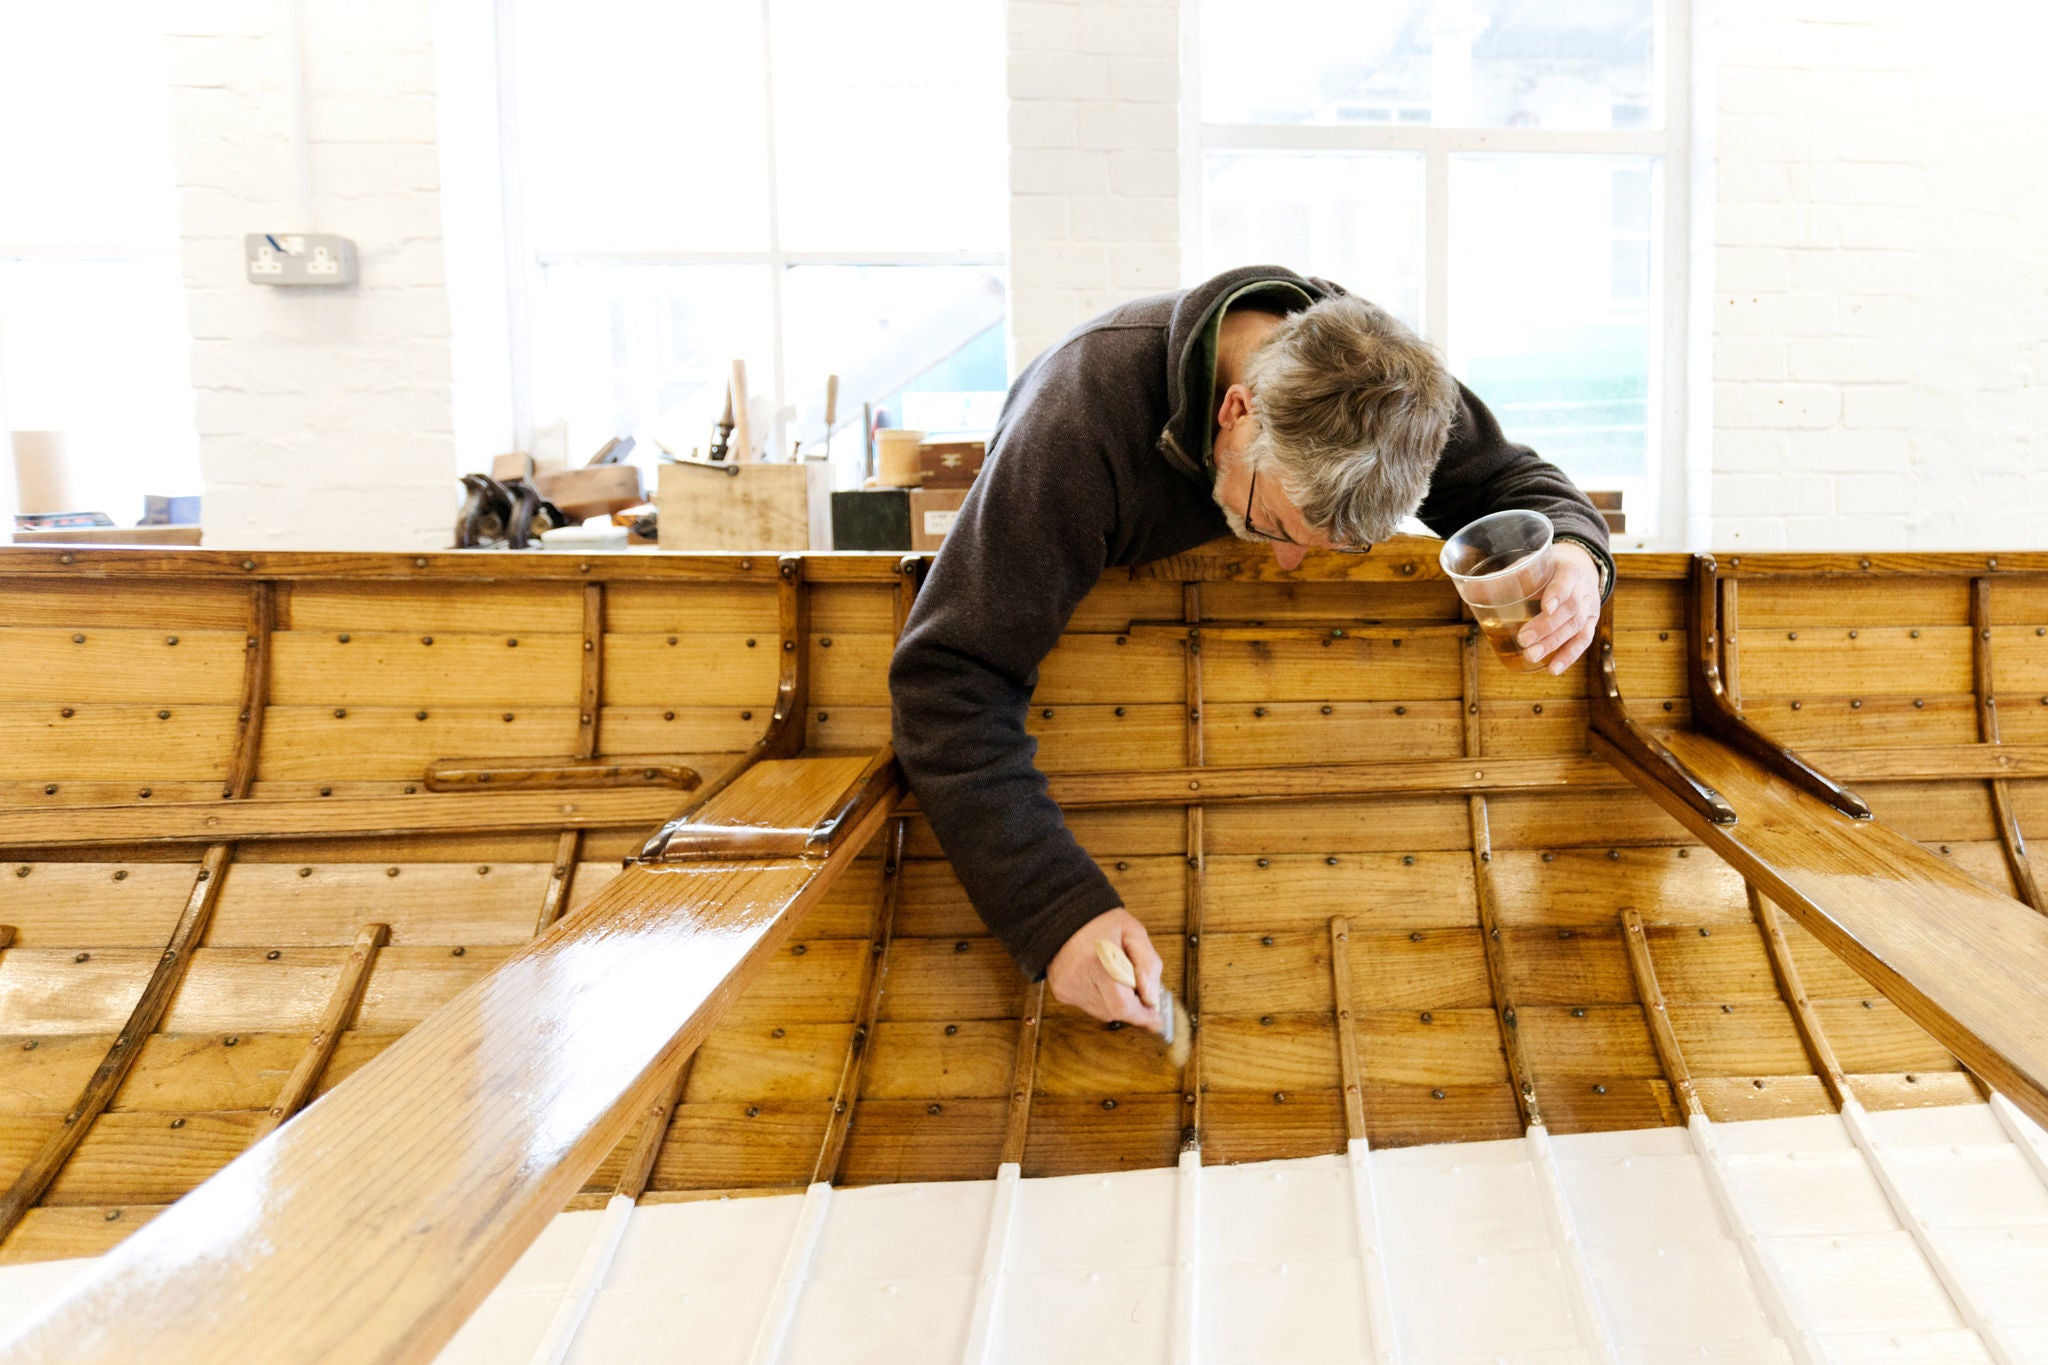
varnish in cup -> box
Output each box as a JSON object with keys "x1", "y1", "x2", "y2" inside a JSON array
[{"x1": 1439, "y1": 510, "x2": 1556, "y2": 673}]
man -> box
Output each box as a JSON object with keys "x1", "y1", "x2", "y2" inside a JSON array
[{"x1": 888, "y1": 264, "x2": 1611, "y2": 1034}]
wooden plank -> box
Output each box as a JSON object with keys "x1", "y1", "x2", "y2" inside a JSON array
[
  {"x1": 252, "y1": 924, "x2": 389, "y2": 1140},
  {"x1": 225, "y1": 584, "x2": 273, "y2": 799},
  {"x1": 1329, "y1": 918, "x2": 1366, "y2": 1141},
  {"x1": 0, "y1": 790, "x2": 688, "y2": 851},
  {"x1": 810, "y1": 818, "x2": 904, "y2": 1183},
  {"x1": 0, "y1": 771, "x2": 899, "y2": 1364},
  {"x1": 1046, "y1": 754, "x2": 1621, "y2": 809},
  {"x1": 1465, "y1": 630, "x2": 1539, "y2": 1131},
  {"x1": 0, "y1": 844, "x2": 232, "y2": 1241},
  {"x1": 0, "y1": 1204, "x2": 162, "y2": 1266},
  {"x1": 1618, "y1": 908, "x2": 1701, "y2": 1119},
  {"x1": 1971, "y1": 577, "x2": 2044, "y2": 914},
  {"x1": 0, "y1": 628, "x2": 247, "y2": 703},
  {"x1": 1618, "y1": 726, "x2": 2048, "y2": 1130},
  {"x1": 534, "y1": 831, "x2": 584, "y2": 936},
  {"x1": 613, "y1": 1054, "x2": 695, "y2": 1202},
  {"x1": 997, "y1": 982, "x2": 1045, "y2": 1167},
  {"x1": 0, "y1": 704, "x2": 239, "y2": 782}
]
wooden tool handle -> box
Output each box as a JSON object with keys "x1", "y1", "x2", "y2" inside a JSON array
[
  {"x1": 729, "y1": 359, "x2": 752, "y2": 463},
  {"x1": 823, "y1": 374, "x2": 839, "y2": 431},
  {"x1": 1095, "y1": 939, "x2": 1137, "y2": 988}
]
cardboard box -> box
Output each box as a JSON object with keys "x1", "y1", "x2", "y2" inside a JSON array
[
  {"x1": 909, "y1": 488, "x2": 968, "y2": 551},
  {"x1": 916, "y1": 439, "x2": 986, "y2": 489}
]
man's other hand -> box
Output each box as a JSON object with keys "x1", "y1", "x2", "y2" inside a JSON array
[
  {"x1": 1047, "y1": 908, "x2": 1165, "y2": 1029},
  {"x1": 1519, "y1": 540, "x2": 1601, "y2": 675}
]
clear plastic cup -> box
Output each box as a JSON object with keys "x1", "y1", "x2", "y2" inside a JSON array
[{"x1": 1439, "y1": 510, "x2": 1556, "y2": 673}]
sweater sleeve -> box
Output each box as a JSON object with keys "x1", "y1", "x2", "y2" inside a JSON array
[
  {"x1": 1414, "y1": 382, "x2": 1615, "y2": 599},
  {"x1": 887, "y1": 388, "x2": 1131, "y2": 980}
]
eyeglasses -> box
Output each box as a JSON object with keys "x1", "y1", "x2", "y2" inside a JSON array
[{"x1": 1244, "y1": 467, "x2": 1373, "y2": 554}]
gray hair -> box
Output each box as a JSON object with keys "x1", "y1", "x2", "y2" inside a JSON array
[{"x1": 1239, "y1": 296, "x2": 1460, "y2": 545}]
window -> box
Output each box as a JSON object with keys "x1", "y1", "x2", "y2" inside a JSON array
[
  {"x1": 1187, "y1": 0, "x2": 1689, "y2": 541},
  {"x1": 504, "y1": 0, "x2": 1008, "y2": 479},
  {"x1": 0, "y1": 4, "x2": 198, "y2": 526}
]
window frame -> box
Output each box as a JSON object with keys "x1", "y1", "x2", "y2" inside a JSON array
[
  {"x1": 1180, "y1": 0, "x2": 1694, "y2": 548},
  {"x1": 495, "y1": 0, "x2": 1006, "y2": 464}
]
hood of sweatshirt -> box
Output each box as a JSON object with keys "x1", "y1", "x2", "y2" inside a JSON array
[{"x1": 1155, "y1": 264, "x2": 1335, "y2": 483}]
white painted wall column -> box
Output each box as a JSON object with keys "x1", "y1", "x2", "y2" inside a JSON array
[
  {"x1": 1006, "y1": 0, "x2": 1182, "y2": 371},
  {"x1": 163, "y1": 0, "x2": 458, "y2": 550}
]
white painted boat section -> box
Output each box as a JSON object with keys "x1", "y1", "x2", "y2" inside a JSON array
[{"x1": 2, "y1": 1103, "x2": 2046, "y2": 1362}]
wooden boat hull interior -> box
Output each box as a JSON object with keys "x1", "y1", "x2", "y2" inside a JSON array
[{"x1": 0, "y1": 541, "x2": 2044, "y2": 1362}]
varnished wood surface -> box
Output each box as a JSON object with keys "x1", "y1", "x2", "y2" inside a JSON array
[
  {"x1": 0, "y1": 780, "x2": 899, "y2": 1363},
  {"x1": 1, "y1": 543, "x2": 2040, "y2": 1276},
  {"x1": 1643, "y1": 727, "x2": 2048, "y2": 1128},
  {"x1": 0, "y1": 789, "x2": 692, "y2": 849}
]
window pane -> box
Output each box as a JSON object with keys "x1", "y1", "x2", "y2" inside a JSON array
[
  {"x1": 532, "y1": 263, "x2": 773, "y2": 461},
  {"x1": 0, "y1": 4, "x2": 179, "y2": 247},
  {"x1": 771, "y1": 0, "x2": 1005, "y2": 253},
  {"x1": 513, "y1": 2, "x2": 770, "y2": 252},
  {"x1": 1202, "y1": 0, "x2": 1656, "y2": 131},
  {"x1": 1449, "y1": 155, "x2": 1654, "y2": 520},
  {"x1": 782, "y1": 265, "x2": 1008, "y2": 476},
  {"x1": 1, "y1": 258, "x2": 200, "y2": 524},
  {"x1": 1201, "y1": 153, "x2": 1424, "y2": 330}
]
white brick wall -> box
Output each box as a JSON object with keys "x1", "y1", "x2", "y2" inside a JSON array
[
  {"x1": 1710, "y1": 1, "x2": 2048, "y2": 549},
  {"x1": 1006, "y1": 0, "x2": 1182, "y2": 370},
  {"x1": 165, "y1": 0, "x2": 455, "y2": 550}
]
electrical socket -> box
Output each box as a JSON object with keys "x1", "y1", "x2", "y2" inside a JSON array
[{"x1": 244, "y1": 233, "x2": 357, "y2": 288}]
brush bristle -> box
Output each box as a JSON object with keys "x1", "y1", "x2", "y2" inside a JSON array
[{"x1": 1166, "y1": 1001, "x2": 1192, "y2": 1069}]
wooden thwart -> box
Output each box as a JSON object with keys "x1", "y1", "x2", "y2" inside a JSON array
[{"x1": 0, "y1": 754, "x2": 902, "y2": 1365}]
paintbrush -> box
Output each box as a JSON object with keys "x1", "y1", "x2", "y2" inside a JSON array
[{"x1": 1094, "y1": 939, "x2": 1193, "y2": 1069}]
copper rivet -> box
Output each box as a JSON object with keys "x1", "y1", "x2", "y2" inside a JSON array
[
  {"x1": 1593, "y1": 1084, "x2": 1607, "y2": 1095},
  {"x1": 943, "y1": 1024, "x2": 957, "y2": 1036},
  {"x1": 452, "y1": 946, "x2": 466, "y2": 957},
  {"x1": 267, "y1": 949, "x2": 280, "y2": 960},
  {"x1": 927, "y1": 1103, "x2": 943, "y2": 1115},
  {"x1": 75, "y1": 952, "x2": 90, "y2": 963},
  {"x1": 1851, "y1": 699, "x2": 1862, "y2": 709},
  {"x1": 1662, "y1": 700, "x2": 1674, "y2": 712},
  {"x1": 414, "y1": 557, "x2": 427, "y2": 568},
  {"x1": 19, "y1": 1041, "x2": 32, "y2": 1050},
  {"x1": 503, "y1": 713, "x2": 514, "y2": 722},
  {"x1": 1326, "y1": 856, "x2": 1339, "y2": 866},
  {"x1": 225, "y1": 1035, "x2": 239, "y2": 1046},
  {"x1": 386, "y1": 868, "x2": 399, "y2": 877},
  {"x1": 61, "y1": 708, "x2": 73, "y2": 718},
  {"x1": 746, "y1": 1106, "x2": 760, "y2": 1117},
  {"x1": 422, "y1": 636, "x2": 433, "y2": 645},
  {"x1": 139, "y1": 788, "x2": 153, "y2": 799},
  {"x1": 1791, "y1": 700, "x2": 1802, "y2": 710},
  {"x1": 954, "y1": 940, "x2": 970, "y2": 954},
  {"x1": 337, "y1": 633, "x2": 350, "y2": 643},
  {"x1": 745, "y1": 638, "x2": 756, "y2": 647},
  {"x1": 1321, "y1": 705, "x2": 1333, "y2": 715},
  {"x1": 1409, "y1": 931, "x2": 1423, "y2": 942},
  {"x1": 1700, "y1": 927, "x2": 1712, "y2": 937},
  {"x1": 1573, "y1": 1007, "x2": 1586, "y2": 1018},
  {"x1": 242, "y1": 560, "x2": 256, "y2": 571},
  {"x1": 158, "y1": 710, "x2": 171, "y2": 720},
  {"x1": 1532, "y1": 703, "x2": 1543, "y2": 714},
  {"x1": 1911, "y1": 629, "x2": 1920, "y2": 638},
  {"x1": 1915, "y1": 699, "x2": 1925, "y2": 709},
  {"x1": 72, "y1": 633, "x2": 85, "y2": 644},
  {"x1": 1394, "y1": 705, "x2": 1406, "y2": 716},
  {"x1": 1402, "y1": 854, "x2": 1416, "y2": 866},
  {"x1": 1115, "y1": 860, "x2": 1129, "y2": 871},
  {"x1": 416, "y1": 710, "x2": 428, "y2": 720},
  {"x1": 1102, "y1": 1099, "x2": 1117, "y2": 1110},
  {"x1": 12, "y1": 866, "x2": 25, "y2": 878},
  {"x1": 793, "y1": 943, "x2": 808, "y2": 955},
  {"x1": 783, "y1": 640, "x2": 795, "y2": 652},
  {"x1": 297, "y1": 867, "x2": 312, "y2": 878},
  {"x1": 1419, "y1": 1011, "x2": 1432, "y2": 1023},
  {"x1": 1722, "y1": 1004, "x2": 1733, "y2": 1013},
  {"x1": 770, "y1": 1027, "x2": 785, "y2": 1038},
  {"x1": 1108, "y1": 1020, "x2": 1123, "y2": 1031},
  {"x1": 1260, "y1": 1015, "x2": 1274, "y2": 1026},
  {"x1": 1115, "y1": 706, "x2": 1125, "y2": 717},
  {"x1": 1608, "y1": 849, "x2": 1621, "y2": 861},
  {"x1": 334, "y1": 708, "x2": 346, "y2": 719},
  {"x1": 1431, "y1": 1089, "x2": 1445, "y2": 1100},
  {"x1": 1261, "y1": 935, "x2": 1274, "y2": 946},
  {"x1": 1558, "y1": 929, "x2": 1572, "y2": 940},
  {"x1": 1272, "y1": 1091, "x2": 1287, "y2": 1104},
  {"x1": 106, "y1": 1210, "x2": 121, "y2": 1221},
  {"x1": 1253, "y1": 706, "x2": 1265, "y2": 717}
]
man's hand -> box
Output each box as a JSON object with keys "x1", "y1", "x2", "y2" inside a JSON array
[
  {"x1": 1519, "y1": 540, "x2": 1601, "y2": 675},
  {"x1": 1047, "y1": 908, "x2": 1164, "y2": 1029}
]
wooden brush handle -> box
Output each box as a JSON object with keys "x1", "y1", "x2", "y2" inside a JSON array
[{"x1": 1095, "y1": 939, "x2": 1138, "y2": 988}]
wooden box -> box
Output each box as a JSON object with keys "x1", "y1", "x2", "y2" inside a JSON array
[
  {"x1": 916, "y1": 439, "x2": 987, "y2": 489},
  {"x1": 657, "y1": 461, "x2": 828, "y2": 552}
]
